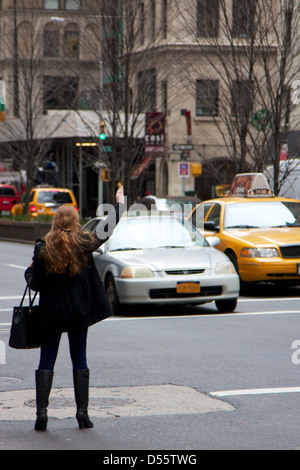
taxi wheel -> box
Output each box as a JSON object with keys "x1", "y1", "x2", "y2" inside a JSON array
[
  {"x1": 105, "y1": 274, "x2": 121, "y2": 315},
  {"x1": 225, "y1": 250, "x2": 239, "y2": 273},
  {"x1": 215, "y1": 298, "x2": 237, "y2": 313}
]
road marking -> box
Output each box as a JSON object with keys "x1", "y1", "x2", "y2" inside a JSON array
[
  {"x1": 7, "y1": 264, "x2": 27, "y2": 270},
  {"x1": 0, "y1": 296, "x2": 22, "y2": 300},
  {"x1": 239, "y1": 297, "x2": 300, "y2": 302},
  {"x1": 210, "y1": 386, "x2": 300, "y2": 397},
  {"x1": 106, "y1": 310, "x2": 300, "y2": 321}
]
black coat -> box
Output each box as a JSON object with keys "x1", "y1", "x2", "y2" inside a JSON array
[{"x1": 24, "y1": 203, "x2": 124, "y2": 336}]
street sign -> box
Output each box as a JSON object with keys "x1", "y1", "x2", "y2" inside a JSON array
[
  {"x1": 178, "y1": 162, "x2": 190, "y2": 177},
  {"x1": 172, "y1": 143, "x2": 194, "y2": 151}
]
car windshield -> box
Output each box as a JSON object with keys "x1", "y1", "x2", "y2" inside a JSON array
[
  {"x1": 106, "y1": 216, "x2": 208, "y2": 251},
  {"x1": 37, "y1": 191, "x2": 72, "y2": 204},
  {"x1": 224, "y1": 201, "x2": 300, "y2": 229}
]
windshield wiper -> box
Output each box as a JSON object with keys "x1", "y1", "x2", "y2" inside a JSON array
[
  {"x1": 156, "y1": 245, "x2": 186, "y2": 249},
  {"x1": 110, "y1": 247, "x2": 141, "y2": 252},
  {"x1": 273, "y1": 223, "x2": 300, "y2": 227},
  {"x1": 225, "y1": 225, "x2": 259, "y2": 229}
]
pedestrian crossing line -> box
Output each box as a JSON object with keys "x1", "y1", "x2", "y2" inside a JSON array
[{"x1": 210, "y1": 386, "x2": 300, "y2": 397}]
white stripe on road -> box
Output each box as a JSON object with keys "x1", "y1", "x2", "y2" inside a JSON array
[
  {"x1": 7, "y1": 264, "x2": 27, "y2": 270},
  {"x1": 211, "y1": 386, "x2": 300, "y2": 397},
  {"x1": 0, "y1": 296, "x2": 22, "y2": 300},
  {"x1": 106, "y1": 310, "x2": 300, "y2": 321}
]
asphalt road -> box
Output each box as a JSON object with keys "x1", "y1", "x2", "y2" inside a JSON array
[{"x1": 0, "y1": 240, "x2": 300, "y2": 452}]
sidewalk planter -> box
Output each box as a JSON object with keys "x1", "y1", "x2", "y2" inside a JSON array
[{"x1": 0, "y1": 219, "x2": 51, "y2": 243}]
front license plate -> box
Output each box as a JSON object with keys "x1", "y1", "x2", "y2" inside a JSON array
[
  {"x1": 177, "y1": 282, "x2": 200, "y2": 294},
  {"x1": 297, "y1": 263, "x2": 300, "y2": 275}
]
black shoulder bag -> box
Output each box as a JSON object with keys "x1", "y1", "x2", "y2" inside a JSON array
[{"x1": 9, "y1": 286, "x2": 41, "y2": 349}]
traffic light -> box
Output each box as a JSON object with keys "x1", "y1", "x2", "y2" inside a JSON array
[
  {"x1": 102, "y1": 169, "x2": 111, "y2": 182},
  {"x1": 99, "y1": 121, "x2": 106, "y2": 140},
  {"x1": 0, "y1": 81, "x2": 5, "y2": 122}
]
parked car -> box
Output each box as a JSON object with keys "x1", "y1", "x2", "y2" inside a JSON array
[
  {"x1": 188, "y1": 173, "x2": 300, "y2": 286},
  {"x1": 11, "y1": 186, "x2": 78, "y2": 218},
  {"x1": 81, "y1": 212, "x2": 239, "y2": 314},
  {"x1": 0, "y1": 184, "x2": 20, "y2": 215}
]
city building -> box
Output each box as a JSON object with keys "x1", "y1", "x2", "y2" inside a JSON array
[{"x1": 0, "y1": 0, "x2": 294, "y2": 214}]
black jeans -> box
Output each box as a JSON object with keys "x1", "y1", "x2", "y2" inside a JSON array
[{"x1": 38, "y1": 328, "x2": 88, "y2": 371}]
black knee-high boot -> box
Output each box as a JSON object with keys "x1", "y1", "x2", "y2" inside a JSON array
[
  {"x1": 73, "y1": 369, "x2": 94, "y2": 429},
  {"x1": 35, "y1": 369, "x2": 54, "y2": 431}
]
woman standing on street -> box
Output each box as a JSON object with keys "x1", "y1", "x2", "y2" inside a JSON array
[{"x1": 25, "y1": 185, "x2": 125, "y2": 431}]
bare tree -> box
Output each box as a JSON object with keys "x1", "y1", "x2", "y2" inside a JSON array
[
  {"x1": 172, "y1": 0, "x2": 300, "y2": 193},
  {"x1": 0, "y1": 1, "x2": 69, "y2": 211},
  {"x1": 73, "y1": 0, "x2": 175, "y2": 204}
]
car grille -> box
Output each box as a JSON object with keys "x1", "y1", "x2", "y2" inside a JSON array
[
  {"x1": 280, "y1": 245, "x2": 300, "y2": 258},
  {"x1": 164, "y1": 269, "x2": 205, "y2": 275},
  {"x1": 149, "y1": 286, "x2": 223, "y2": 299}
]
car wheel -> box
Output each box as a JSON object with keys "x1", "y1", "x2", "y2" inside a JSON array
[
  {"x1": 225, "y1": 251, "x2": 239, "y2": 273},
  {"x1": 215, "y1": 298, "x2": 237, "y2": 313},
  {"x1": 105, "y1": 274, "x2": 121, "y2": 315}
]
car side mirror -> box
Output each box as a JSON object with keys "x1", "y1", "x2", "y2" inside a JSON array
[
  {"x1": 206, "y1": 236, "x2": 220, "y2": 247},
  {"x1": 204, "y1": 221, "x2": 219, "y2": 232}
]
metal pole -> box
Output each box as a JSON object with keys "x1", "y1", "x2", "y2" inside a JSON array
[
  {"x1": 79, "y1": 146, "x2": 82, "y2": 218},
  {"x1": 98, "y1": 60, "x2": 104, "y2": 208}
]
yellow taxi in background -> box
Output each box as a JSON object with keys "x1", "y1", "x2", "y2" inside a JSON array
[
  {"x1": 188, "y1": 173, "x2": 300, "y2": 286},
  {"x1": 11, "y1": 186, "x2": 78, "y2": 218}
]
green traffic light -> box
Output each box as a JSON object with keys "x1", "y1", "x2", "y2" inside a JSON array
[{"x1": 99, "y1": 133, "x2": 106, "y2": 140}]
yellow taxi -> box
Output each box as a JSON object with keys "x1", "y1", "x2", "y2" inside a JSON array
[
  {"x1": 11, "y1": 186, "x2": 78, "y2": 218},
  {"x1": 188, "y1": 173, "x2": 300, "y2": 285}
]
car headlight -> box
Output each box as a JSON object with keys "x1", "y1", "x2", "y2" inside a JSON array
[
  {"x1": 215, "y1": 261, "x2": 236, "y2": 275},
  {"x1": 120, "y1": 265, "x2": 155, "y2": 278},
  {"x1": 241, "y1": 247, "x2": 279, "y2": 258}
]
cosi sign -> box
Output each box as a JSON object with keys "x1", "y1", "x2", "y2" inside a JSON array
[{"x1": 144, "y1": 112, "x2": 166, "y2": 155}]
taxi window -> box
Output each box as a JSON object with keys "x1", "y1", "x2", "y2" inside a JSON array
[
  {"x1": 206, "y1": 203, "x2": 221, "y2": 227},
  {"x1": 37, "y1": 191, "x2": 72, "y2": 203},
  {"x1": 224, "y1": 201, "x2": 300, "y2": 228},
  {"x1": 192, "y1": 202, "x2": 213, "y2": 228}
]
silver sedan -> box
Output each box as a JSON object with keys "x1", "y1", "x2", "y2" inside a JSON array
[{"x1": 82, "y1": 213, "x2": 239, "y2": 314}]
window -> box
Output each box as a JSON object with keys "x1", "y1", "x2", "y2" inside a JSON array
[
  {"x1": 44, "y1": 0, "x2": 59, "y2": 9},
  {"x1": 44, "y1": 24, "x2": 60, "y2": 57},
  {"x1": 197, "y1": 0, "x2": 219, "y2": 38},
  {"x1": 151, "y1": 0, "x2": 156, "y2": 42},
  {"x1": 196, "y1": 80, "x2": 218, "y2": 116},
  {"x1": 162, "y1": 81, "x2": 168, "y2": 112},
  {"x1": 138, "y1": 69, "x2": 156, "y2": 112},
  {"x1": 64, "y1": 25, "x2": 80, "y2": 58},
  {"x1": 162, "y1": 0, "x2": 167, "y2": 39},
  {"x1": 79, "y1": 90, "x2": 99, "y2": 110},
  {"x1": 139, "y1": 3, "x2": 145, "y2": 45},
  {"x1": 232, "y1": 0, "x2": 256, "y2": 38},
  {"x1": 43, "y1": 76, "x2": 79, "y2": 111},
  {"x1": 231, "y1": 80, "x2": 254, "y2": 118},
  {"x1": 65, "y1": 0, "x2": 80, "y2": 10},
  {"x1": 206, "y1": 203, "x2": 221, "y2": 227}
]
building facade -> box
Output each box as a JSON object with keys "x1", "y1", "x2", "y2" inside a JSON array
[{"x1": 0, "y1": 0, "x2": 289, "y2": 214}]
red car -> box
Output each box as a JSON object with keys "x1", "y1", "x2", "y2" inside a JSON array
[{"x1": 0, "y1": 184, "x2": 20, "y2": 214}]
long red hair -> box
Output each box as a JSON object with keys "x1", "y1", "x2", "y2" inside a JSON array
[{"x1": 41, "y1": 205, "x2": 93, "y2": 276}]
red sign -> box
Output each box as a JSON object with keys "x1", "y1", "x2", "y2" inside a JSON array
[
  {"x1": 145, "y1": 112, "x2": 165, "y2": 156},
  {"x1": 179, "y1": 162, "x2": 190, "y2": 177}
]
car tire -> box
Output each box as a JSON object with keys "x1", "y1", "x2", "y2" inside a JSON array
[
  {"x1": 105, "y1": 274, "x2": 121, "y2": 315},
  {"x1": 215, "y1": 298, "x2": 237, "y2": 313}
]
